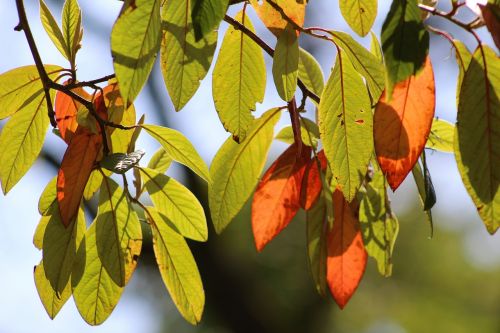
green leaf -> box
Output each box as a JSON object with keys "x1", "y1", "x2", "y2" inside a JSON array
[
  {"x1": 426, "y1": 118, "x2": 454, "y2": 153},
  {"x1": 111, "y1": 0, "x2": 161, "y2": 105},
  {"x1": 306, "y1": 197, "x2": 327, "y2": 295},
  {"x1": 147, "y1": 207, "x2": 205, "y2": 324},
  {"x1": 42, "y1": 204, "x2": 86, "y2": 294},
  {"x1": 148, "y1": 147, "x2": 173, "y2": 173},
  {"x1": 100, "y1": 150, "x2": 145, "y2": 174},
  {"x1": 95, "y1": 176, "x2": 142, "y2": 286},
  {"x1": 39, "y1": 0, "x2": 68, "y2": 60},
  {"x1": 453, "y1": 39, "x2": 472, "y2": 106},
  {"x1": 140, "y1": 167, "x2": 208, "y2": 242},
  {"x1": 318, "y1": 52, "x2": 373, "y2": 202},
  {"x1": 212, "y1": 10, "x2": 265, "y2": 142},
  {"x1": 381, "y1": 0, "x2": 429, "y2": 97},
  {"x1": 62, "y1": 0, "x2": 82, "y2": 65},
  {"x1": 0, "y1": 91, "x2": 51, "y2": 194},
  {"x1": 275, "y1": 117, "x2": 319, "y2": 148},
  {"x1": 209, "y1": 108, "x2": 281, "y2": 233},
  {"x1": 455, "y1": 45, "x2": 500, "y2": 234},
  {"x1": 330, "y1": 31, "x2": 385, "y2": 102},
  {"x1": 161, "y1": 0, "x2": 217, "y2": 111},
  {"x1": 34, "y1": 261, "x2": 72, "y2": 319},
  {"x1": 359, "y1": 170, "x2": 399, "y2": 277},
  {"x1": 72, "y1": 222, "x2": 124, "y2": 325},
  {"x1": 38, "y1": 176, "x2": 57, "y2": 215},
  {"x1": 0, "y1": 65, "x2": 62, "y2": 119},
  {"x1": 339, "y1": 0, "x2": 377, "y2": 37},
  {"x1": 298, "y1": 48, "x2": 325, "y2": 103},
  {"x1": 412, "y1": 156, "x2": 435, "y2": 236},
  {"x1": 272, "y1": 24, "x2": 299, "y2": 102},
  {"x1": 142, "y1": 124, "x2": 211, "y2": 182},
  {"x1": 192, "y1": 0, "x2": 229, "y2": 41},
  {"x1": 83, "y1": 169, "x2": 104, "y2": 200},
  {"x1": 34, "y1": 215, "x2": 50, "y2": 250},
  {"x1": 369, "y1": 31, "x2": 384, "y2": 64}
]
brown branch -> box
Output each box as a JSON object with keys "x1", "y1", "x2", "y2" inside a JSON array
[
  {"x1": 287, "y1": 98, "x2": 302, "y2": 157},
  {"x1": 15, "y1": 0, "x2": 57, "y2": 127},
  {"x1": 68, "y1": 74, "x2": 116, "y2": 88}
]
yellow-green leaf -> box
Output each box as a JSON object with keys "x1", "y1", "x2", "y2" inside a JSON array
[
  {"x1": 72, "y1": 222, "x2": 124, "y2": 325},
  {"x1": 161, "y1": 0, "x2": 217, "y2": 111},
  {"x1": 453, "y1": 39, "x2": 472, "y2": 106},
  {"x1": 38, "y1": 176, "x2": 57, "y2": 215},
  {"x1": 306, "y1": 197, "x2": 327, "y2": 295},
  {"x1": 0, "y1": 65, "x2": 62, "y2": 119},
  {"x1": 272, "y1": 24, "x2": 299, "y2": 102},
  {"x1": 95, "y1": 176, "x2": 142, "y2": 286},
  {"x1": 147, "y1": 207, "x2": 205, "y2": 324},
  {"x1": 34, "y1": 214, "x2": 51, "y2": 250},
  {"x1": 339, "y1": 0, "x2": 377, "y2": 37},
  {"x1": 142, "y1": 124, "x2": 211, "y2": 182},
  {"x1": 0, "y1": 92, "x2": 51, "y2": 194},
  {"x1": 209, "y1": 108, "x2": 281, "y2": 233},
  {"x1": 111, "y1": 0, "x2": 161, "y2": 105},
  {"x1": 192, "y1": 0, "x2": 229, "y2": 41},
  {"x1": 62, "y1": 0, "x2": 82, "y2": 65},
  {"x1": 275, "y1": 117, "x2": 319, "y2": 148},
  {"x1": 330, "y1": 30, "x2": 385, "y2": 102},
  {"x1": 298, "y1": 48, "x2": 325, "y2": 102},
  {"x1": 148, "y1": 147, "x2": 172, "y2": 173},
  {"x1": 34, "y1": 261, "x2": 72, "y2": 319},
  {"x1": 140, "y1": 167, "x2": 207, "y2": 242},
  {"x1": 369, "y1": 31, "x2": 384, "y2": 63},
  {"x1": 455, "y1": 45, "x2": 500, "y2": 234},
  {"x1": 212, "y1": 10, "x2": 265, "y2": 142},
  {"x1": 318, "y1": 52, "x2": 373, "y2": 201},
  {"x1": 39, "y1": 0, "x2": 68, "y2": 60},
  {"x1": 426, "y1": 118, "x2": 454, "y2": 153},
  {"x1": 83, "y1": 170, "x2": 103, "y2": 200}
]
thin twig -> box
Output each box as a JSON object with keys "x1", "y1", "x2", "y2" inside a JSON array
[
  {"x1": 287, "y1": 97, "x2": 303, "y2": 157},
  {"x1": 68, "y1": 74, "x2": 116, "y2": 88}
]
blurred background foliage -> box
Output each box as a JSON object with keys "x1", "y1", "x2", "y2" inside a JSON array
[{"x1": 1, "y1": 0, "x2": 499, "y2": 332}]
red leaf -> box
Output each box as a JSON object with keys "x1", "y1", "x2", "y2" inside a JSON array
[
  {"x1": 374, "y1": 57, "x2": 435, "y2": 190},
  {"x1": 326, "y1": 189, "x2": 367, "y2": 309},
  {"x1": 55, "y1": 83, "x2": 91, "y2": 143},
  {"x1": 300, "y1": 150, "x2": 327, "y2": 210},
  {"x1": 252, "y1": 144, "x2": 311, "y2": 251},
  {"x1": 480, "y1": 4, "x2": 500, "y2": 51},
  {"x1": 57, "y1": 131, "x2": 102, "y2": 226}
]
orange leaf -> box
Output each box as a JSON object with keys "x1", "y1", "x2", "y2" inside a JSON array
[
  {"x1": 252, "y1": 143, "x2": 310, "y2": 251},
  {"x1": 326, "y1": 189, "x2": 367, "y2": 309},
  {"x1": 57, "y1": 131, "x2": 102, "y2": 226},
  {"x1": 374, "y1": 57, "x2": 435, "y2": 190},
  {"x1": 55, "y1": 83, "x2": 91, "y2": 143},
  {"x1": 250, "y1": 0, "x2": 306, "y2": 36},
  {"x1": 300, "y1": 150, "x2": 327, "y2": 210}
]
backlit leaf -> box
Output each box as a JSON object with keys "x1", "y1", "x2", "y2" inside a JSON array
[
  {"x1": 480, "y1": 3, "x2": 500, "y2": 50},
  {"x1": 147, "y1": 207, "x2": 205, "y2": 324},
  {"x1": 38, "y1": 176, "x2": 57, "y2": 215},
  {"x1": 161, "y1": 0, "x2": 217, "y2": 111},
  {"x1": 426, "y1": 118, "x2": 454, "y2": 153},
  {"x1": 298, "y1": 48, "x2": 325, "y2": 101},
  {"x1": 83, "y1": 169, "x2": 103, "y2": 200},
  {"x1": 412, "y1": 155, "x2": 435, "y2": 236},
  {"x1": 34, "y1": 261, "x2": 71, "y2": 319},
  {"x1": 306, "y1": 197, "x2": 327, "y2": 296},
  {"x1": 55, "y1": 85, "x2": 90, "y2": 143},
  {"x1": 252, "y1": 143, "x2": 310, "y2": 251},
  {"x1": 250, "y1": 0, "x2": 306, "y2": 36},
  {"x1": 318, "y1": 52, "x2": 373, "y2": 201},
  {"x1": 0, "y1": 65, "x2": 62, "y2": 119},
  {"x1": 62, "y1": 0, "x2": 82, "y2": 65},
  {"x1": 455, "y1": 45, "x2": 500, "y2": 234},
  {"x1": 0, "y1": 92, "x2": 51, "y2": 194},
  {"x1": 212, "y1": 10, "x2": 265, "y2": 142},
  {"x1": 209, "y1": 108, "x2": 281, "y2": 233},
  {"x1": 326, "y1": 189, "x2": 367, "y2": 309},
  {"x1": 192, "y1": 0, "x2": 229, "y2": 41},
  {"x1": 300, "y1": 150, "x2": 327, "y2": 210},
  {"x1": 381, "y1": 0, "x2": 429, "y2": 97},
  {"x1": 374, "y1": 57, "x2": 435, "y2": 190},
  {"x1": 339, "y1": 0, "x2": 377, "y2": 37},
  {"x1": 272, "y1": 24, "x2": 299, "y2": 102},
  {"x1": 142, "y1": 124, "x2": 210, "y2": 182},
  {"x1": 72, "y1": 222, "x2": 124, "y2": 325},
  {"x1": 39, "y1": 0, "x2": 68, "y2": 60},
  {"x1": 453, "y1": 39, "x2": 472, "y2": 106},
  {"x1": 96, "y1": 176, "x2": 142, "y2": 285},
  {"x1": 57, "y1": 131, "x2": 101, "y2": 226},
  {"x1": 141, "y1": 167, "x2": 208, "y2": 242},
  {"x1": 275, "y1": 117, "x2": 320, "y2": 148},
  {"x1": 148, "y1": 147, "x2": 172, "y2": 173},
  {"x1": 111, "y1": 0, "x2": 161, "y2": 105}
]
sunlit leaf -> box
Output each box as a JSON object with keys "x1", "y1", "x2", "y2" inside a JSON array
[
  {"x1": 306, "y1": 197, "x2": 327, "y2": 296},
  {"x1": 147, "y1": 207, "x2": 205, "y2": 324},
  {"x1": 148, "y1": 147, "x2": 172, "y2": 173},
  {"x1": 34, "y1": 261, "x2": 71, "y2": 319},
  {"x1": 326, "y1": 189, "x2": 367, "y2": 309},
  {"x1": 38, "y1": 176, "x2": 57, "y2": 216},
  {"x1": 272, "y1": 24, "x2": 299, "y2": 102},
  {"x1": 55, "y1": 85, "x2": 90, "y2": 143},
  {"x1": 318, "y1": 52, "x2": 373, "y2": 201},
  {"x1": 209, "y1": 108, "x2": 281, "y2": 233},
  {"x1": 300, "y1": 150, "x2": 327, "y2": 210},
  {"x1": 250, "y1": 0, "x2": 306, "y2": 36},
  {"x1": 39, "y1": 0, "x2": 68, "y2": 60},
  {"x1": 480, "y1": 3, "x2": 500, "y2": 50},
  {"x1": 141, "y1": 167, "x2": 208, "y2": 242},
  {"x1": 452, "y1": 39, "x2": 472, "y2": 106},
  {"x1": 339, "y1": 0, "x2": 377, "y2": 37},
  {"x1": 412, "y1": 155, "x2": 435, "y2": 236},
  {"x1": 62, "y1": 0, "x2": 82, "y2": 65},
  {"x1": 275, "y1": 117, "x2": 320, "y2": 148},
  {"x1": 142, "y1": 124, "x2": 210, "y2": 182},
  {"x1": 111, "y1": 0, "x2": 161, "y2": 105},
  {"x1": 374, "y1": 57, "x2": 435, "y2": 190},
  {"x1": 192, "y1": 0, "x2": 229, "y2": 41},
  {"x1": 426, "y1": 118, "x2": 454, "y2": 153},
  {"x1": 161, "y1": 0, "x2": 217, "y2": 111},
  {"x1": 298, "y1": 48, "x2": 325, "y2": 101},
  {"x1": 381, "y1": 0, "x2": 429, "y2": 97},
  {"x1": 83, "y1": 169, "x2": 103, "y2": 201},
  {"x1": 252, "y1": 143, "x2": 310, "y2": 251},
  {"x1": 455, "y1": 45, "x2": 500, "y2": 234},
  {"x1": 212, "y1": 10, "x2": 265, "y2": 142}
]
